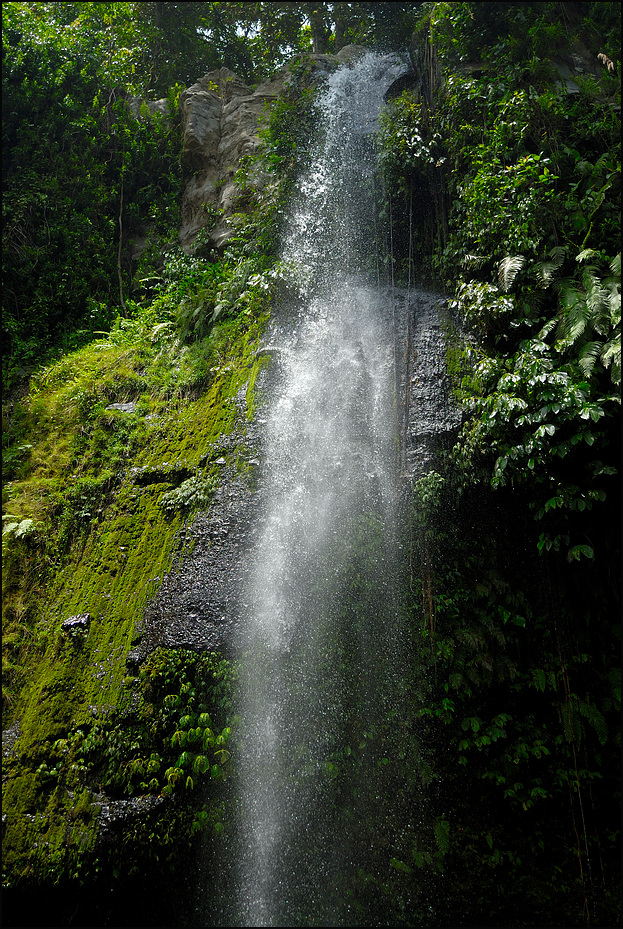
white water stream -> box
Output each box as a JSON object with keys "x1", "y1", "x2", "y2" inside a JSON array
[{"x1": 235, "y1": 52, "x2": 411, "y2": 927}]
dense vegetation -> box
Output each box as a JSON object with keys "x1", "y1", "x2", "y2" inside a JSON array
[
  {"x1": 2, "y1": 2, "x2": 620, "y2": 927},
  {"x1": 1, "y1": 1, "x2": 418, "y2": 384},
  {"x1": 378, "y1": 3, "x2": 620, "y2": 925}
]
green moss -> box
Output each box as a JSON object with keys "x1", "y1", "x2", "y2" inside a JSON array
[
  {"x1": 2, "y1": 775, "x2": 99, "y2": 886},
  {"x1": 2, "y1": 774, "x2": 40, "y2": 813},
  {"x1": 442, "y1": 312, "x2": 482, "y2": 404},
  {"x1": 3, "y1": 646, "x2": 234, "y2": 889},
  {"x1": 2, "y1": 304, "x2": 265, "y2": 889}
]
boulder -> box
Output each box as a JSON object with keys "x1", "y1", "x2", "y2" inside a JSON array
[{"x1": 61, "y1": 613, "x2": 91, "y2": 634}]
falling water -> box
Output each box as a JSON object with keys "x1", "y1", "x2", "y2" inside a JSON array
[{"x1": 235, "y1": 51, "x2": 413, "y2": 927}]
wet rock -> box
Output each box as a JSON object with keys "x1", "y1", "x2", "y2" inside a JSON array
[
  {"x1": 96, "y1": 794, "x2": 165, "y2": 843},
  {"x1": 403, "y1": 291, "x2": 464, "y2": 477},
  {"x1": 2, "y1": 721, "x2": 21, "y2": 760},
  {"x1": 62, "y1": 613, "x2": 91, "y2": 633},
  {"x1": 106, "y1": 402, "x2": 138, "y2": 413},
  {"x1": 130, "y1": 468, "x2": 260, "y2": 662}
]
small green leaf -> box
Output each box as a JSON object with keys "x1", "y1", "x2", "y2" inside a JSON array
[
  {"x1": 567, "y1": 544, "x2": 594, "y2": 561},
  {"x1": 390, "y1": 857, "x2": 411, "y2": 873}
]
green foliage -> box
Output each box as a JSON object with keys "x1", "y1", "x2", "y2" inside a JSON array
[
  {"x1": 1, "y1": 279, "x2": 268, "y2": 724},
  {"x1": 263, "y1": 79, "x2": 321, "y2": 184},
  {"x1": 378, "y1": 2, "x2": 622, "y2": 566},
  {"x1": 227, "y1": 2, "x2": 417, "y2": 68},
  {"x1": 387, "y1": 2, "x2": 621, "y2": 284},
  {"x1": 56, "y1": 472, "x2": 115, "y2": 550},
  {"x1": 379, "y1": 91, "x2": 444, "y2": 184},
  {"x1": 406, "y1": 468, "x2": 621, "y2": 926},
  {"x1": 558, "y1": 251, "x2": 621, "y2": 384},
  {"x1": 2, "y1": 646, "x2": 236, "y2": 905},
  {"x1": 2, "y1": 515, "x2": 38, "y2": 544},
  {"x1": 381, "y1": 5, "x2": 622, "y2": 925},
  {"x1": 72, "y1": 648, "x2": 236, "y2": 800},
  {"x1": 141, "y1": 240, "x2": 279, "y2": 346},
  {"x1": 2, "y1": 0, "x2": 418, "y2": 384},
  {"x1": 450, "y1": 246, "x2": 620, "y2": 560},
  {"x1": 2, "y1": 2, "x2": 183, "y2": 386},
  {"x1": 160, "y1": 474, "x2": 218, "y2": 514}
]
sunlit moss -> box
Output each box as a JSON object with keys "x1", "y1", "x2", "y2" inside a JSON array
[{"x1": 2, "y1": 299, "x2": 268, "y2": 888}]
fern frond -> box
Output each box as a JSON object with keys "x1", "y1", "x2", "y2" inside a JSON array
[
  {"x1": 604, "y1": 279, "x2": 621, "y2": 327},
  {"x1": 548, "y1": 245, "x2": 567, "y2": 266},
  {"x1": 578, "y1": 340, "x2": 602, "y2": 377},
  {"x1": 537, "y1": 317, "x2": 558, "y2": 340},
  {"x1": 576, "y1": 248, "x2": 599, "y2": 264},
  {"x1": 535, "y1": 246, "x2": 566, "y2": 288},
  {"x1": 583, "y1": 270, "x2": 608, "y2": 324},
  {"x1": 462, "y1": 254, "x2": 487, "y2": 270},
  {"x1": 498, "y1": 254, "x2": 526, "y2": 292},
  {"x1": 561, "y1": 285, "x2": 591, "y2": 342},
  {"x1": 536, "y1": 262, "x2": 556, "y2": 287},
  {"x1": 609, "y1": 252, "x2": 621, "y2": 278},
  {"x1": 601, "y1": 333, "x2": 621, "y2": 385},
  {"x1": 577, "y1": 699, "x2": 608, "y2": 745}
]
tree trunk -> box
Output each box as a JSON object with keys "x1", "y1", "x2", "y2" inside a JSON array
[
  {"x1": 117, "y1": 171, "x2": 127, "y2": 318},
  {"x1": 333, "y1": 2, "x2": 348, "y2": 50},
  {"x1": 305, "y1": 2, "x2": 329, "y2": 54}
]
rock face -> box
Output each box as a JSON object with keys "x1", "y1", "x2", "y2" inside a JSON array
[
  {"x1": 404, "y1": 291, "x2": 464, "y2": 478},
  {"x1": 178, "y1": 47, "x2": 370, "y2": 252},
  {"x1": 178, "y1": 67, "x2": 287, "y2": 251},
  {"x1": 127, "y1": 385, "x2": 266, "y2": 663}
]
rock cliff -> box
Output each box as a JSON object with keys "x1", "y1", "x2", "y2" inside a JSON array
[{"x1": 178, "y1": 67, "x2": 286, "y2": 251}]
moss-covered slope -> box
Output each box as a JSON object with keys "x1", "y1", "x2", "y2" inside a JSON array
[{"x1": 2, "y1": 304, "x2": 268, "y2": 904}]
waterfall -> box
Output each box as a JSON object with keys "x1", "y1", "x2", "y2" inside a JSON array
[{"x1": 234, "y1": 51, "x2": 413, "y2": 927}]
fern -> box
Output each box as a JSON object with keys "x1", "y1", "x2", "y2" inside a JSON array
[
  {"x1": 558, "y1": 251, "x2": 620, "y2": 385},
  {"x1": 462, "y1": 254, "x2": 487, "y2": 270},
  {"x1": 535, "y1": 246, "x2": 566, "y2": 287},
  {"x1": 561, "y1": 283, "x2": 592, "y2": 342},
  {"x1": 600, "y1": 332, "x2": 621, "y2": 385},
  {"x1": 2, "y1": 517, "x2": 37, "y2": 545},
  {"x1": 578, "y1": 340, "x2": 602, "y2": 377},
  {"x1": 160, "y1": 474, "x2": 218, "y2": 513},
  {"x1": 537, "y1": 316, "x2": 557, "y2": 340},
  {"x1": 497, "y1": 254, "x2": 526, "y2": 292},
  {"x1": 577, "y1": 699, "x2": 608, "y2": 746},
  {"x1": 576, "y1": 248, "x2": 600, "y2": 264},
  {"x1": 584, "y1": 270, "x2": 610, "y2": 335}
]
